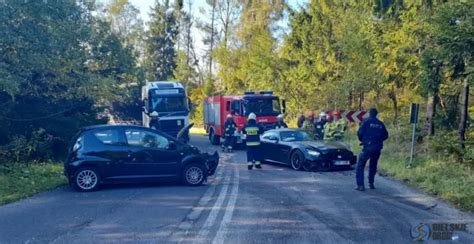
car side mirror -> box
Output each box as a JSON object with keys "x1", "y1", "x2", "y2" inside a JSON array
[
  {"x1": 270, "y1": 137, "x2": 279, "y2": 143},
  {"x1": 282, "y1": 99, "x2": 286, "y2": 114}
]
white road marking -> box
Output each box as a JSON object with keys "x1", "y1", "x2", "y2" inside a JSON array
[
  {"x1": 212, "y1": 166, "x2": 240, "y2": 244},
  {"x1": 173, "y1": 166, "x2": 226, "y2": 241},
  {"x1": 196, "y1": 170, "x2": 232, "y2": 242}
]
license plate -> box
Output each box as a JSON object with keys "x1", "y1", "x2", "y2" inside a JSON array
[{"x1": 334, "y1": 160, "x2": 350, "y2": 165}]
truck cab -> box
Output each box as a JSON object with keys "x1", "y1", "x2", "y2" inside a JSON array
[{"x1": 142, "y1": 81, "x2": 190, "y2": 139}]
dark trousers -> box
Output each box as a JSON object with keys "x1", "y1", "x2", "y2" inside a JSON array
[
  {"x1": 356, "y1": 148, "x2": 381, "y2": 186},
  {"x1": 246, "y1": 145, "x2": 261, "y2": 164},
  {"x1": 224, "y1": 135, "x2": 235, "y2": 148}
]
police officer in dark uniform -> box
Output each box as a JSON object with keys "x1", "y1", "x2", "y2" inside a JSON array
[
  {"x1": 223, "y1": 114, "x2": 237, "y2": 152},
  {"x1": 243, "y1": 113, "x2": 264, "y2": 170},
  {"x1": 275, "y1": 114, "x2": 288, "y2": 129},
  {"x1": 314, "y1": 112, "x2": 327, "y2": 140},
  {"x1": 355, "y1": 108, "x2": 389, "y2": 191},
  {"x1": 149, "y1": 111, "x2": 161, "y2": 131}
]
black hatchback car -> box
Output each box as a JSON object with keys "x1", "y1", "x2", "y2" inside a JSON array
[{"x1": 65, "y1": 124, "x2": 219, "y2": 191}]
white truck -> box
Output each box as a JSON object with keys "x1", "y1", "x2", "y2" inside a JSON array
[{"x1": 142, "y1": 81, "x2": 191, "y2": 139}]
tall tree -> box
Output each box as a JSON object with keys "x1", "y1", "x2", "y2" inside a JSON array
[
  {"x1": 429, "y1": 1, "x2": 474, "y2": 144},
  {"x1": 145, "y1": 0, "x2": 179, "y2": 81}
]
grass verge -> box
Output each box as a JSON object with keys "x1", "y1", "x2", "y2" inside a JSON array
[
  {"x1": 0, "y1": 163, "x2": 67, "y2": 205},
  {"x1": 190, "y1": 127, "x2": 207, "y2": 135},
  {"x1": 346, "y1": 125, "x2": 474, "y2": 211}
]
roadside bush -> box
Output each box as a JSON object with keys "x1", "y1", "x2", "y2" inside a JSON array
[{"x1": 0, "y1": 129, "x2": 53, "y2": 164}]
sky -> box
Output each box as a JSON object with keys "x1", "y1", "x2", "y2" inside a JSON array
[
  {"x1": 128, "y1": 0, "x2": 308, "y2": 24},
  {"x1": 126, "y1": 0, "x2": 309, "y2": 62}
]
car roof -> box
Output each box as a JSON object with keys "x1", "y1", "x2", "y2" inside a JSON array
[
  {"x1": 82, "y1": 124, "x2": 147, "y2": 131},
  {"x1": 265, "y1": 128, "x2": 299, "y2": 133}
]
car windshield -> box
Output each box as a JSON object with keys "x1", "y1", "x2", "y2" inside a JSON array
[
  {"x1": 243, "y1": 98, "x2": 280, "y2": 116},
  {"x1": 150, "y1": 96, "x2": 187, "y2": 112},
  {"x1": 280, "y1": 131, "x2": 310, "y2": 142}
]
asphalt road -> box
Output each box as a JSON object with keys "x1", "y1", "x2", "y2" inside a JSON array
[{"x1": 0, "y1": 135, "x2": 473, "y2": 244}]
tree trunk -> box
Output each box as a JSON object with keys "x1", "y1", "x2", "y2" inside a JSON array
[
  {"x1": 458, "y1": 77, "x2": 469, "y2": 148},
  {"x1": 358, "y1": 92, "x2": 364, "y2": 110},
  {"x1": 388, "y1": 88, "x2": 398, "y2": 122},
  {"x1": 208, "y1": 0, "x2": 216, "y2": 76},
  {"x1": 348, "y1": 88, "x2": 353, "y2": 109},
  {"x1": 423, "y1": 94, "x2": 436, "y2": 136}
]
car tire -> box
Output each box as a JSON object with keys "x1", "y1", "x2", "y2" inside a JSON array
[
  {"x1": 209, "y1": 129, "x2": 220, "y2": 145},
  {"x1": 316, "y1": 160, "x2": 331, "y2": 172},
  {"x1": 183, "y1": 164, "x2": 206, "y2": 186},
  {"x1": 290, "y1": 150, "x2": 304, "y2": 171},
  {"x1": 72, "y1": 167, "x2": 101, "y2": 192},
  {"x1": 302, "y1": 161, "x2": 313, "y2": 172}
]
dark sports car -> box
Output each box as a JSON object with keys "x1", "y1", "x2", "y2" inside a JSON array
[{"x1": 260, "y1": 129, "x2": 356, "y2": 171}]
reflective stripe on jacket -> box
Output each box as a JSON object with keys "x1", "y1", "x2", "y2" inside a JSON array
[{"x1": 243, "y1": 121, "x2": 264, "y2": 147}]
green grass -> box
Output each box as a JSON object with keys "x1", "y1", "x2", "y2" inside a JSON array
[
  {"x1": 345, "y1": 126, "x2": 474, "y2": 211},
  {"x1": 190, "y1": 127, "x2": 207, "y2": 135},
  {"x1": 0, "y1": 163, "x2": 67, "y2": 205}
]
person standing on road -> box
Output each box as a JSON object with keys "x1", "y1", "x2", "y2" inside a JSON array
[
  {"x1": 324, "y1": 111, "x2": 347, "y2": 141},
  {"x1": 223, "y1": 114, "x2": 237, "y2": 152},
  {"x1": 355, "y1": 108, "x2": 389, "y2": 191},
  {"x1": 314, "y1": 112, "x2": 327, "y2": 140},
  {"x1": 297, "y1": 112, "x2": 305, "y2": 128},
  {"x1": 243, "y1": 113, "x2": 264, "y2": 170},
  {"x1": 302, "y1": 111, "x2": 316, "y2": 138},
  {"x1": 149, "y1": 111, "x2": 161, "y2": 131},
  {"x1": 275, "y1": 114, "x2": 288, "y2": 129}
]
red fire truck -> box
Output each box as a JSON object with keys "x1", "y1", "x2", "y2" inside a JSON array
[{"x1": 204, "y1": 91, "x2": 286, "y2": 145}]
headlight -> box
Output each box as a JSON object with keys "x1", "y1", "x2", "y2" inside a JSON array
[{"x1": 306, "y1": 149, "x2": 320, "y2": 157}]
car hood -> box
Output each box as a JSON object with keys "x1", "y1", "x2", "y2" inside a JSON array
[
  {"x1": 177, "y1": 122, "x2": 194, "y2": 141},
  {"x1": 296, "y1": 141, "x2": 351, "y2": 151}
]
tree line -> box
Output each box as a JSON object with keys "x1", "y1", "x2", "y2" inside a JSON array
[{"x1": 0, "y1": 0, "x2": 472, "y2": 163}]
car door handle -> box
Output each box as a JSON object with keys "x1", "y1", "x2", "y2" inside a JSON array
[{"x1": 127, "y1": 151, "x2": 133, "y2": 158}]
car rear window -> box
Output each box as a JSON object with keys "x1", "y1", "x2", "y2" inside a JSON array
[{"x1": 93, "y1": 129, "x2": 121, "y2": 145}]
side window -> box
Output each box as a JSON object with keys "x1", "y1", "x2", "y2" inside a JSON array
[
  {"x1": 93, "y1": 129, "x2": 121, "y2": 145},
  {"x1": 232, "y1": 101, "x2": 241, "y2": 115},
  {"x1": 125, "y1": 129, "x2": 170, "y2": 149},
  {"x1": 272, "y1": 99, "x2": 281, "y2": 113},
  {"x1": 262, "y1": 132, "x2": 278, "y2": 140}
]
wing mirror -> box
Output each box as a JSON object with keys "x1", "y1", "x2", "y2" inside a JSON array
[{"x1": 270, "y1": 137, "x2": 279, "y2": 143}]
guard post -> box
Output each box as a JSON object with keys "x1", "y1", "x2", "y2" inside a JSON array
[{"x1": 408, "y1": 103, "x2": 419, "y2": 168}]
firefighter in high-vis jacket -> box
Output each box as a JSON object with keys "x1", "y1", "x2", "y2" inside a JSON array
[
  {"x1": 324, "y1": 111, "x2": 348, "y2": 141},
  {"x1": 243, "y1": 113, "x2": 264, "y2": 170},
  {"x1": 302, "y1": 111, "x2": 316, "y2": 139}
]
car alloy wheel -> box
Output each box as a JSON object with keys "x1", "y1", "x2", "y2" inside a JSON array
[
  {"x1": 75, "y1": 168, "x2": 99, "y2": 191},
  {"x1": 184, "y1": 164, "x2": 205, "y2": 186},
  {"x1": 291, "y1": 150, "x2": 303, "y2": 171}
]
